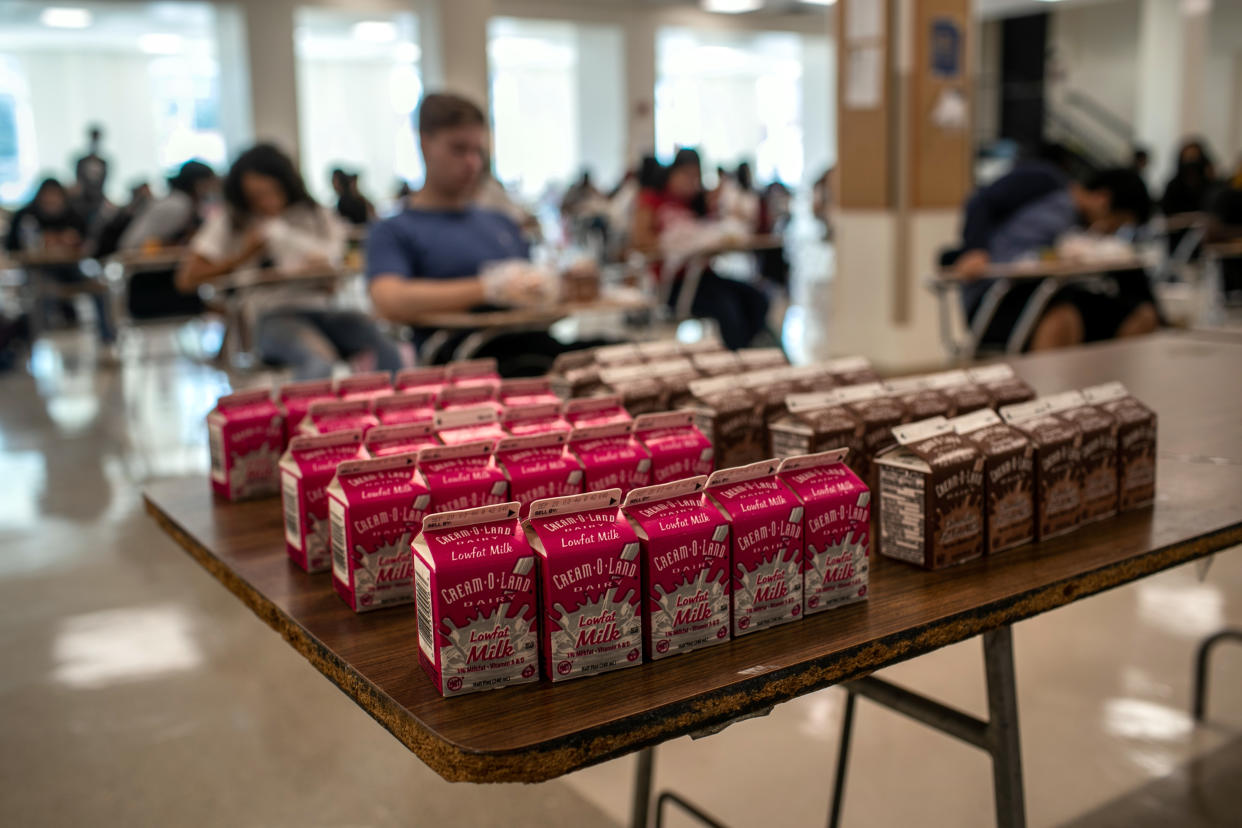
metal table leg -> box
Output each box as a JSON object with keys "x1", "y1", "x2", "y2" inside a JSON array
[
  {"x1": 827, "y1": 689, "x2": 856, "y2": 828},
  {"x1": 631, "y1": 747, "x2": 655, "y2": 828},
  {"x1": 1192, "y1": 628, "x2": 1242, "y2": 721}
]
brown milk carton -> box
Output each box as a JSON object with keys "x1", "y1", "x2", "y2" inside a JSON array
[
  {"x1": 692, "y1": 350, "x2": 743, "y2": 377},
  {"x1": 498, "y1": 377, "x2": 560, "y2": 407},
  {"x1": 777, "y1": 449, "x2": 871, "y2": 613},
  {"x1": 394, "y1": 366, "x2": 447, "y2": 396},
  {"x1": 495, "y1": 432, "x2": 584, "y2": 517},
  {"x1": 875, "y1": 417, "x2": 986, "y2": 569},
  {"x1": 968, "y1": 364, "x2": 1036, "y2": 407},
  {"x1": 300, "y1": 399, "x2": 379, "y2": 437},
  {"x1": 277, "y1": 379, "x2": 335, "y2": 446},
  {"x1": 1000, "y1": 399, "x2": 1084, "y2": 540},
  {"x1": 280, "y1": 430, "x2": 365, "y2": 573},
  {"x1": 737, "y1": 347, "x2": 789, "y2": 370},
  {"x1": 599, "y1": 364, "x2": 665, "y2": 416},
  {"x1": 950, "y1": 408, "x2": 1035, "y2": 554},
  {"x1": 593, "y1": 343, "x2": 643, "y2": 368},
  {"x1": 364, "y1": 421, "x2": 440, "y2": 458},
  {"x1": 837, "y1": 383, "x2": 908, "y2": 484},
  {"x1": 636, "y1": 340, "x2": 684, "y2": 363},
  {"x1": 436, "y1": 383, "x2": 501, "y2": 414},
  {"x1": 678, "y1": 336, "x2": 726, "y2": 357},
  {"x1": 446, "y1": 358, "x2": 500, "y2": 387},
  {"x1": 1046, "y1": 391, "x2": 1119, "y2": 523},
  {"x1": 336, "y1": 371, "x2": 394, "y2": 403},
  {"x1": 925, "y1": 370, "x2": 992, "y2": 416},
  {"x1": 1083, "y1": 382, "x2": 1157, "y2": 511},
  {"x1": 411, "y1": 502, "x2": 538, "y2": 697},
  {"x1": 526, "y1": 490, "x2": 643, "y2": 681},
  {"x1": 688, "y1": 375, "x2": 764, "y2": 470},
  {"x1": 568, "y1": 421, "x2": 653, "y2": 497},
  {"x1": 563, "y1": 394, "x2": 633, "y2": 428},
  {"x1": 434, "y1": 406, "x2": 509, "y2": 446},
  {"x1": 550, "y1": 363, "x2": 605, "y2": 399},
  {"x1": 327, "y1": 453, "x2": 430, "y2": 612},
  {"x1": 634, "y1": 410, "x2": 715, "y2": 483},
  {"x1": 415, "y1": 441, "x2": 510, "y2": 514},
  {"x1": 373, "y1": 391, "x2": 437, "y2": 426},
  {"x1": 706, "y1": 460, "x2": 805, "y2": 635},
  {"x1": 649, "y1": 358, "x2": 702, "y2": 410},
  {"x1": 884, "y1": 376, "x2": 953, "y2": 422},
  {"x1": 768, "y1": 392, "x2": 865, "y2": 467},
  {"x1": 743, "y1": 366, "x2": 806, "y2": 430},
  {"x1": 623, "y1": 477, "x2": 732, "y2": 659},
  {"x1": 787, "y1": 364, "x2": 837, "y2": 394},
  {"x1": 826, "y1": 355, "x2": 880, "y2": 386},
  {"x1": 207, "y1": 389, "x2": 284, "y2": 501}
]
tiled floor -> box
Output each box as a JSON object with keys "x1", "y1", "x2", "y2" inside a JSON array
[{"x1": 1, "y1": 328, "x2": 1239, "y2": 827}]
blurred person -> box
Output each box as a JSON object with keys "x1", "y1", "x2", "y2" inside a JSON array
[
  {"x1": 94, "y1": 180, "x2": 153, "y2": 259},
  {"x1": 952, "y1": 167, "x2": 1159, "y2": 351},
  {"x1": 1131, "y1": 147, "x2": 1150, "y2": 176},
  {"x1": 812, "y1": 167, "x2": 835, "y2": 238},
  {"x1": 1207, "y1": 157, "x2": 1242, "y2": 300},
  {"x1": 561, "y1": 171, "x2": 601, "y2": 218},
  {"x1": 176, "y1": 144, "x2": 400, "y2": 379},
  {"x1": 1161, "y1": 139, "x2": 1217, "y2": 217},
  {"x1": 331, "y1": 168, "x2": 375, "y2": 226},
  {"x1": 71, "y1": 124, "x2": 110, "y2": 235},
  {"x1": 474, "y1": 162, "x2": 541, "y2": 239},
  {"x1": 631, "y1": 148, "x2": 769, "y2": 349},
  {"x1": 718, "y1": 161, "x2": 760, "y2": 232},
  {"x1": 121, "y1": 161, "x2": 218, "y2": 251}
]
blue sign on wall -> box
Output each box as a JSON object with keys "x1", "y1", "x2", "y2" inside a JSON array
[{"x1": 931, "y1": 18, "x2": 961, "y2": 79}]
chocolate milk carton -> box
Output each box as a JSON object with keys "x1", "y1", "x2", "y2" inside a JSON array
[
  {"x1": 280, "y1": 430, "x2": 365, "y2": 573},
  {"x1": 336, "y1": 371, "x2": 394, "y2": 402},
  {"x1": 1047, "y1": 392, "x2": 1119, "y2": 523},
  {"x1": 1000, "y1": 399, "x2": 1084, "y2": 540},
  {"x1": 706, "y1": 460, "x2": 804, "y2": 635},
  {"x1": 502, "y1": 402, "x2": 572, "y2": 437},
  {"x1": 768, "y1": 392, "x2": 864, "y2": 464},
  {"x1": 277, "y1": 379, "x2": 335, "y2": 446},
  {"x1": 875, "y1": 417, "x2": 986, "y2": 569},
  {"x1": 649, "y1": 359, "x2": 701, "y2": 410},
  {"x1": 925, "y1": 370, "x2": 991, "y2": 416},
  {"x1": 885, "y1": 376, "x2": 953, "y2": 422},
  {"x1": 826, "y1": 356, "x2": 880, "y2": 386},
  {"x1": 950, "y1": 408, "x2": 1035, "y2": 554},
  {"x1": 737, "y1": 347, "x2": 788, "y2": 371},
  {"x1": 636, "y1": 339, "x2": 683, "y2": 363},
  {"x1": 563, "y1": 394, "x2": 633, "y2": 428},
  {"x1": 495, "y1": 432, "x2": 584, "y2": 517},
  {"x1": 1083, "y1": 382, "x2": 1157, "y2": 511},
  {"x1": 364, "y1": 421, "x2": 440, "y2": 458},
  {"x1": 373, "y1": 391, "x2": 437, "y2": 426},
  {"x1": 411, "y1": 502, "x2": 538, "y2": 696},
  {"x1": 777, "y1": 450, "x2": 870, "y2": 614},
  {"x1": 207, "y1": 388, "x2": 284, "y2": 501},
  {"x1": 526, "y1": 490, "x2": 643, "y2": 681},
  {"x1": 498, "y1": 377, "x2": 560, "y2": 407},
  {"x1": 415, "y1": 441, "x2": 509, "y2": 514},
  {"x1": 434, "y1": 405, "x2": 509, "y2": 446},
  {"x1": 600, "y1": 364, "x2": 665, "y2": 415},
  {"x1": 593, "y1": 343, "x2": 642, "y2": 368},
  {"x1": 835, "y1": 383, "x2": 907, "y2": 483},
  {"x1": 968, "y1": 364, "x2": 1036, "y2": 407},
  {"x1": 327, "y1": 453, "x2": 430, "y2": 612},
  {"x1": 549, "y1": 360, "x2": 605, "y2": 399},
  {"x1": 688, "y1": 375, "x2": 764, "y2": 470},
  {"x1": 569, "y1": 422, "x2": 653, "y2": 497},
  {"x1": 634, "y1": 410, "x2": 714, "y2": 484},
  {"x1": 623, "y1": 477, "x2": 731, "y2": 659},
  {"x1": 300, "y1": 399, "x2": 379, "y2": 436},
  {"x1": 394, "y1": 366, "x2": 447, "y2": 395},
  {"x1": 692, "y1": 351, "x2": 742, "y2": 377},
  {"x1": 446, "y1": 358, "x2": 500, "y2": 387}
]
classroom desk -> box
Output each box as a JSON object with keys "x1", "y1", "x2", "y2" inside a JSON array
[
  {"x1": 657, "y1": 234, "x2": 785, "y2": 321},
  {"x1": 144, "y1": 332, "x2": 1242, "y2": 827}
]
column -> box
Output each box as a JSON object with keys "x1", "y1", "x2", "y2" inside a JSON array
[
  {"x1": 213, "y1": 4, "x2": 254, "y2": 159},
  {"x1": 241, "y1": 0, "x2": 300, "y2": 159},
  {"x1": 625, "y1": 14, "x2": 657, "y2": 166},
  {"x1": 438, "y1": 0, "x2": 493, "y2": 108}
]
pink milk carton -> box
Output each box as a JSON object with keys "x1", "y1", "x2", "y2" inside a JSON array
[
  {"x1": 446, "y1": 358, "x2": 500, "y2": 387},
  {"x1": 373, "y1": 391, "x2": 437, "y2": 426},
  {"x1": 327, "y1": 453, "x2": 430, "y2": 612},
  {"x1": 395, "y1": 366, "x2": 447, "y2": 396},
  {"x1": 778, "y1": 449, "x2": 871, "y2": 614},
  {"x1": 623, "y1": 477, "x2": 732, "y2": 660},
  {"x1": 503, "y1": 402, "x2": 572, "y2": 437},
  {"x1": 499, "y1": 377, "x2": 561, "y2": 407},
  {"x1": 434, "y1": 406, "x2": 509, "y2": 446},
  {"x1": 277, "y1": 379, "x2": 335, "y2": 446},
  {"x1": 411, "y1": 502, "x2": 539, "y2": 697},
  {"x1": 279, "y1": 430, "x2": 365, "y2": 573},
  {"x1": 526, "y1": 490, "x2": 643, "y2": 681},
  {"x1": 564, "y1": 394, "x2": 633, "y2": 428},
  {"x1": 300, "y1": 399, "x2": 379, "y2": 436},
  {"x1": 336, "y1": 371, "x2": 394, "y2": 402},
  {"x1": 569, "y1": 422, "x2": 653, "y2": 497},
  {"x1": 364, "y1": 421, "x2": 440, "y2": 458},
  {"x1": 415, "y1": 441, "x2": 510, "y2": 513},
  {"x1": 707, "y1": 460, "x2": 805, "y2": 636},
  {"x1": 634, "y1": 410, "x2": 715, "y2": 484},
  {"x1": 207, "y1": 388, "x2": 284, "y2": 501},
  {"x1": 437, "y1": 383, "x2": 501, "y2": 413},
  {"x1": 495, "y1": 432, "x2": 584, "y2": 517}
]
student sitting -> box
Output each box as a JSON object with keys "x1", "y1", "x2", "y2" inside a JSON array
[
  {"x1": 953, "y1": 165, "x2": 1159, "y2": 351},
  {"x1": 176, "y1": 144, "x2": 401, "y2": 380}
]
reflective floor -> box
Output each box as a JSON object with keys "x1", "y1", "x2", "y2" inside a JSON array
[{"x1": 1, "y1": 329, "x2": 1239, "y2": 827}]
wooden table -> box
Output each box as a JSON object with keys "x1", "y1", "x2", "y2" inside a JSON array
[{"x1": 144, "y1": 332, "x2": 1242, "y2": 825}]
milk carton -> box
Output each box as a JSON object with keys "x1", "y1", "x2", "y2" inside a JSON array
[
  {"x1": 768, "y1": 392, "x2": 864, "y2": 467},
  {"x1": 415, "y1": 441, "x2": 510, "y2": 513},
  {"x1": 300, "y1": 399, "x2": 379, "y2": 437},
  {"x1": 207, "y1": 388, "x2": 284, "y2": 501},
  {"x1": 502, "y1": 402, "x2": 572, "y2": 437},
  {"x1": 568, "y1": 422, "x2": 653, "y2": 497},
  {"x1": 825, "y1": 355, "x2": 880, "y2": 386},
  {"x1": 924, "y1": 370, "x2": 991, "y2": 416},
  {"x1": 364, "y1": 421, "x2": 440, "y2": 458},
  {"x1": 633, "y1": 411, "x2": 715, "y2": 484},
  {"x1": 1001, "y1": 399, "x2": 1084, "y2": 540},
  {"x1": 411, "y1": 502, "x2": 539, "y2": 696},
  {"x1": 335, "y1": 371, "x2": 394, "y2": 402},
  {"x1": 394, "y1": 366, "x2": 447, "y2": 396},
  {"x1": 434, "y1": 406, "x2": 509, "y2": 446},
  {"x1": 885, "y1": 376, "x2": 953, "y2": 422},
  {"x1": 692, "y1": 351, "x2": 742, "y2": 377},
  {"x1": 526, "y1": 490, "x2": 643, "y2": 681},
  {"x1": 446, "y1": 358, "x2": 500, "y2": 387},
  {"x1": 498, "y1": 377, "x2": 561, "y2": 407},
  {"x1": 495, "y1": 432, "x2": 584, "y2": 516},
  {"x1": 1050, "y1": 394, "x2": 1119, "y2": 523},
  {"x1": 688, "y1": 375, "x2": 764, "y2": 470},
  {"x1": 623, "y1": 477, "x2": 731, "y2": 659},
  {"x1": 706, "y1": 460, "x2": 804, "y2": 635},
  {"x1": 437, "y1": 383, "x2": 501, "y2": 413},
  {"x1": 777, "y1": 449, "x2": 870, "y2": 614},
  {"x1": 279, "y1": 430, "x2": 365, "y2": 573},
  {"x1": 649, "y1": 358, "x2": 702, "y2": 411},
  {"x1": 737, "y1": 347, "x2": 788, "y2": 371},
  {"x1": 635, "y1": 340, "x2": 683, "y2": 363},
  {"x1": 599, "y1": 364, "x2": 665, "y2": 416},
  {"x1": 563, "y1": 394, "x2": 633, "y2": 428},
  {"x1": 327, "y1": 453, "x2": 430, "y2": 612},
  {"x1": 277, "y1": 379, "x2": 334, "y2": 446},
  {"x1": 1083, "y1": 382, "x2": 1157, "y2": 511},
  {"x1": 593, "y1": 343, "x2": 642, "y2": 368},
  {"x1": 373, "y1": 391, "x2": 437, "y2": 426},
  {"x1": 840, "y1": 384, "x2": 908, "y2": 485},
  {"x1": 950, "y1": 408, "x2": 1035, "y2": 554},
  {"x1": 968, "y1": 364, "x2": 1036, "y2": 407}
]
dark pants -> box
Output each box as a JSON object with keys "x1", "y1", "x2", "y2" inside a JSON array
[
  {"x1": 127, "y1": 269, "x2": 205, "y2": 319},
  {"x1": 256, "y1": 309, "x2": 402, "y2": 380},
  {"x1": 35, "y1": 265, "x2": 115, "y2": 343},
  {"x1": 669, "y1": 269, "x2": 770, "y2": 350}
]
